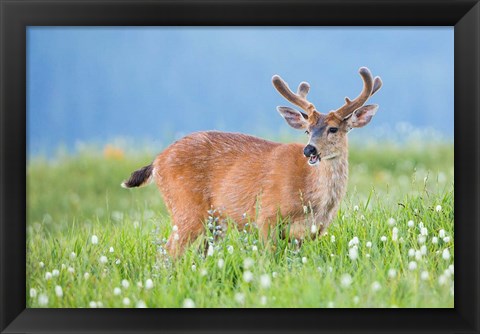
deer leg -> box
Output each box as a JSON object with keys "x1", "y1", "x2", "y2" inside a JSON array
[
  {"x1": 163, "y1": 198, "x2": 208, "y2": 259},
  {"x1": 165, "y1": 216, "x2": 205, "y2": 259},
  {"x1": 257, "y1": 217, "x2": 280, "y2": 251}
]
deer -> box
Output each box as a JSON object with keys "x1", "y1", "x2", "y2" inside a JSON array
[{"x1": 121, "y1": 67, "x2": 382, "y2": 258}]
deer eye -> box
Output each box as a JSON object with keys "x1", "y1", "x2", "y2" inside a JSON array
[{"x1": 329, "y1": 127, "x2": 338, "y2": 134}]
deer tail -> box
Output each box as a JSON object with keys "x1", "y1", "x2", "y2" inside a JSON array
[{"x1": 121, "y1": 164, "x2": 154, "y2": 188}]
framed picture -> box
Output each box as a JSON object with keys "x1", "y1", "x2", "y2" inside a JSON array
[{"x1": 1, "y1": 0, "x2": 479, "y2": 333}]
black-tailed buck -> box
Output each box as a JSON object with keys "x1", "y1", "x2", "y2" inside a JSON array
[{"x1": 123, "y1": 67, "x2": 382, "y2": 258}]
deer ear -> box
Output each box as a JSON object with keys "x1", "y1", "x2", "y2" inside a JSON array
[
  {"x1": 346, "y1": 104, "x2": 379, "y2": 128},
  {"x1": 277, "y1": 106, "x2": 309, "y2": 130}
]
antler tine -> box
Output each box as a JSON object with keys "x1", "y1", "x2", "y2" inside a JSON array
[
  {"x1": 297, "y1": 82, "x2": 310, "y2": 98},
  {"x1": 371, "y1": 76, "x2": 383, "y2": 96},
  {"x1": 272, "y1": 75, "x2": 316, "y2": 115},
  {"x1": 335, "y1": 67, "x2": 375, "y2": 119}
]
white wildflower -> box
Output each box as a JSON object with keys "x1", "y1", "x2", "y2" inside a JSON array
[
  {"x1": 442, "y1": 249, "x2": 451, "y2": 260},
  {"x1": 353, "y1": 296, "x2": 360, "y2": 305},
  {"x1": 145, "y1": 279, "x2": 154, "y2": 290},
  {"x1": 348, "y1": 237, "x2": 359, "y2": 247},
  {"x1": 330, "y1": 235, "x2": 336, "y2": 243},
  {"x1": 252, "y1": 245, "x2": 258, "y2": 252},
  {"x1": 448, "y1": 264, "x2": 454, "y2": 275},
  {"x1": 91, "y1": 235, "x2": 98, "y2": 245},
  {"x1": 136, "y1": 300, "x2": 147, "y2": 308},
  {"x1": 89, "y1": 301, "x2": 97, "y2": 308},
  {"x1": 407, "y1": 220, "x2": 414, "y2": 228},
  {"x1": 121, "y1": 279, "x2": 130, "y2": 288},
  {"x1": 408, "y1": 261, "x2": 417, "y2": 271},
  {"x1": 388, "y1": 217, "x2": 396, "y2": 226},
  {"x1": 438, "y1": 274, "x2": 447, "y2": 285},
  {"x1": 432, "y1": 237, "x2": 439, "y2": 244},
  {"x1": 172, "y1": 225, "x2": 178, "y2": 232},
  {"x1": 227, "y1": 245, "x2": 234, "y2": 254},
  {"x1": 392, "y1": 227, "x2": 399, "y2": 241},
  {"x1": 348, "y1": 247, "x2": 358, "y2": 261},
  {"x1": 272, "y1": 272, "x2": 278, "y2": 278},
  {"x1": 415, "y1": 250, "x2": 422, "y2": 261},
  {"x1": 420, "y1": 245, "x2": 427, "y2": 255},
  {"x1": 55, "y1": 285, "x2": 63, "y2": 298},
  {"x1": 310, "y1": 224, "x2": 318, "y2": 234},
  {"x1": 408, "y1": 248, "x2": 415, "y2": 257},
  {"x1": 243, "y1": 271, "x2": 253, "y2": 283},
  {"x1": 115, "y1": 259, "x2": 121, "y2": 265},
  {"x1": 113, "y1": 287, "x2": 121, "y2": 295},
  {"x1": 420, "y1": 227, "x2": 428, "y2": 236},
  {"x1": 443, "y1": 236, "x2": 451, "y2": 243},
  {"x1": 183, "y1": 298, "x2": 195, "y2": 308},
  {"x1": 260, "y1": 295, "x2": 268, "y2": 305},
  {"x1": 217, "y1": 259, "x2": 224, "y2": 269},
  {"x1": 418, "y1": 235, "x2": 426, "y2": 244},
  {"x1": 109, "y1": 247, "x2": 114, "y2": 253},
  {"x1": 70, "y1": 252, "x2": 76, "y2": 259},
  {"x1": 45, "y1": 272, "x2": 52, "y2": 280},
  {"x1": 200, "y1": 269, "x2": 208, "y2": 277},
  {"x1": 68, "y1": 267, "x2": 74, "y2": 274},
  {"x1": 243, "y1": 258, "x2": 254, "y2": 269},
  {"x1": 302, "y1": 257, "x2": 308, "y2": 264},
  {"x1": 260, "y1": 274, "x2": 271, "y2": 289},
  {"x1": 388, "y1": 269, "x2": 397, "y2": 278},
  {"x1": 439, "y1": 229, "x2": 446, "y2": 238},
  {"x1": 99, "y1": 255, "x2": 108, "y2": 264},
  {"x1": 207, "y1": 245, "x2": 214, "y2": 257},
  {"x1": 30, "y1": 288, "x2": 37, "y2": 298},
  {"x1": 340, "y1": 274, "x2": 352, "y2": 287},
  {"x1": 83, "y1": 272, "x2": 90, "y2": 280},
  {"x1": 353, "y1": 205, "x2": 359, "y2": 211},
  {"x1": 435, "y1": 205, "x2": 442, "y2": 212},
  {"x1": 38, "y1": 294, "x2": 49, "y2": 306},
  {"x1": 371, "y1": 281, "x2": 381, "y2": 292},
  {"x1": 122, "y1": 297, "x2": 130, "y2": 306},
  {"x1": 191, "y1": 265, "x2": 196, "y2": 272},
  {"x1": 421, "y1": 271, "x2": 429, "y2": 280},
  {"x1": 366, "y1": 241, "x2": 372, "y2": 248},
  {"x1": 234, "y1": 293, "x2": 245, "y2": 304},
  {"x1": 39, "y1": 261, "x2": 45, "y2": 268},
  {"x1": 380, "y1": 236, "x2": 387, "y2": 242},
  {"x1": 52, "y1": 269, "x2": 59, "y2": 277}
]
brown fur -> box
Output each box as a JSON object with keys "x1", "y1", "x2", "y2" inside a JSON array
[{"x1": 149, "y1": 130, "x2": 349, "y2": 258}]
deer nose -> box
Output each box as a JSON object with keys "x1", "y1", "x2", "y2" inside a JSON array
[{"x1": 303, "y1": 145, "x2": 317, "y2": 157}]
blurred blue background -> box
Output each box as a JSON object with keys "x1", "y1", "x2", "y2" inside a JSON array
[{"x1": 27, "y1": 27, "x2": 453, "y2": 156}]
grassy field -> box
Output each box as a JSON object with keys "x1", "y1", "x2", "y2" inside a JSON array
[{"x1": 27, "y1": 141, "x2": 454, "y2": 308}]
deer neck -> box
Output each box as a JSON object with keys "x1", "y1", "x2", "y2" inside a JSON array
[{"x1": 304, "y1": 149, "x2": 349, "y2": 229}]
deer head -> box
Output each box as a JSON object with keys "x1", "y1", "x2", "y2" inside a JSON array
[{"x1": 273, "y1": 67, "x2": 382, "y2": 165}]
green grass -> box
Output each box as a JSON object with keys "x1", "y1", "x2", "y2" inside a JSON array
[{"x1": 26, "y1": 141, "x2": 454, "y2": 308}]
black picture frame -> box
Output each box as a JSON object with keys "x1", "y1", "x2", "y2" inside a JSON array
[{"x1": 1, "y1": 0, "x2": 479, "y2": 333}]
